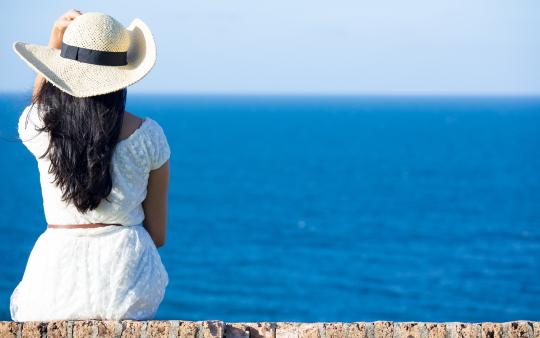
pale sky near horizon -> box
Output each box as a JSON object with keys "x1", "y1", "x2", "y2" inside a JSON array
[{"x1": 1, "y1": 1, "x2": 539, "y2": 95}]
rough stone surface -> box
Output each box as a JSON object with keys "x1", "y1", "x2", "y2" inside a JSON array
[
  {"x1": 533, "y1": 323, "x2": 540, "y2": 338},
  {"x1": 0, "y1": 320, "x2": 537, "y2": 338},
  {"x1": 178, "y1": 320, "x2": 200, "y2": 338},
  {"x1": 47, "y1": 320, "x2": 68, "y2": 338},
  {"x1": 242, "y1": 322, "x2": 274, "y2": 338},
  {"x1": 225, "y1": 323, "x2": 251, "y2": 338},
  {"x1": 508, "y1": 322, "x2": 533, "y2": 338},
  {"x1": 374, "y1": 321, "x2": 394, "y2": 338},
  {"x1": 201, "y1": 320, "x2": 226, "y2": 338},
  {"x1": 147, "y1": 320, "x2": 171, "y2": 338},
  {"x1": 482, "y1": 323, "x2": 503, "y2": 338},
  {"x1": 455, "y1": 323, "x2": 480, "y2": 338},
  {"x1": 426, "y1": 323, "x2": 446, "y2": 338},
  {"x1": 0, "y1": 321, "x2": 20, "y2": 338},
  {"x1": 96, "y1": 320, "x2": 118, "y2": 338},
  {"x1": 276, "y1": 322, "x2": 299, "y2": 338},
  {"x1": 400, "y1": 322, "x2": 423, "y2": 338},
  {"x1": 21, "y1": 321, "x2": 46, "y2": 338},
  {"x1": 120, "y1": 320, "x2": 143, "y2": 338},
  {"x1": 349, "y1": 322, "x2": 369, "y2": 338},
  {"x1": 298, "y1": 323, "x2": 320, "y2": 338},
  {"x1": 72, "y1": 320, "x2": 97, "y2": 338},
  {"x1": 325, "y1": 322, "x2": 348, "y2": 338}
]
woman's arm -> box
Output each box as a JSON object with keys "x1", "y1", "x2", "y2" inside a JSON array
[
  {"x1": 142, "y1": 160, "x2": 170, "y2": 248},
  {"x1": 33, "y1": 9, "x2": 82, "y2": 99}
]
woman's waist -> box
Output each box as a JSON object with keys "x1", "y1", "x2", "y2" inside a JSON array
[
  {"x1": 48, "y1": 222, "x2": 125, "y2": 229},
  {"x1": 44, "y1": 208, "x2": 145, "y2": 228},
  {"x1": 43, "y1": 221, "x2": 144, "y2": 237}
]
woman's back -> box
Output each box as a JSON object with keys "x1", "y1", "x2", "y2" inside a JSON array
[{"x1": 18, "y1": 103, "x2": 170, "y2": 227}]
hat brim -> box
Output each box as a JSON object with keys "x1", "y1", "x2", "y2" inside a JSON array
[{"x1": 13, "y1": 18, "x2": 156, "y2": 98}]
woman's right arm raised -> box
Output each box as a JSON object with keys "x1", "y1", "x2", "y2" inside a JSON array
[{"x1": 33, "y1": 9, "x2": 82, "y2": 100}]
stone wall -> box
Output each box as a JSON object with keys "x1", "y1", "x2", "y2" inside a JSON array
[{"x1": 0, "y1": 320, "x2": 537, "y2": 338}]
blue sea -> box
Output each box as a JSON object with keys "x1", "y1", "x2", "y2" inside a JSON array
[{"x1": 0, "y1": 94, "x2": 539, "y2": 322}]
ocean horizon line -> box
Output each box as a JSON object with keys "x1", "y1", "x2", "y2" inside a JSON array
[{"x1": 1, "y1": 90, "x2": 540, "y2": 99}]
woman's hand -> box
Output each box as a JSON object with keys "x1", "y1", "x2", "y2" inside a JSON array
[
  {"x1": 33, "y1": 9, "x2": 83, "y2": 100},
  {"x1": 48, "y1": 9, "x2": 83, "y2": 49}
]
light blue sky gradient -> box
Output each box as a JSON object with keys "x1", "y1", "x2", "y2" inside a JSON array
[{"x1": 1, "y1": 1, "x2": 539, "y2": 95}]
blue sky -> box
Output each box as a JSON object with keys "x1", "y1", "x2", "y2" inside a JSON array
[{"x1": 1, "y1": 1, "x2": 539, "y2": 95}]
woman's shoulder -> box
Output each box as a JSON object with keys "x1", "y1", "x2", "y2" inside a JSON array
[
  {"x1": 115, "y1": 112, "x2": 170, "y2": 170},
  {"x1": 119, "y1": 111, "x2": 144, "y2": 142},
  {"x1": 117, "y1": 112, "x2": 167, "y2": 145}
]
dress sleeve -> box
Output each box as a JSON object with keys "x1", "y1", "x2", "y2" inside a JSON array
[
  {"x1": 147, "y1": 119, "x2": 171, "y2": 170},
  {"x1": 17, "y1": 104, "x2": 48, "y2": 158}
]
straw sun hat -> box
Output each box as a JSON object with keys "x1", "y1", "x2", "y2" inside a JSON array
[{"x1": 12, "y1": 12, "x2": 156, "y2": 98}]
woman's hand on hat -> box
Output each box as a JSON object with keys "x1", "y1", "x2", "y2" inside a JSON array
[
  {"x1": 48, "y1": 9, "x2": 83, "y2": 49},
  {"x1": 34, "y1": 9, "x2": 82, "y2": 99}
]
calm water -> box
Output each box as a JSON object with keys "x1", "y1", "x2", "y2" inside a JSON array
[{"x1": 0, "y1": 94, "x2": 539, "y2": 322}]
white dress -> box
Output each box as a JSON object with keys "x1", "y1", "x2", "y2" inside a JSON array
[{"x1": 10, "y1": 104, "x2": 170, "y2": 322}]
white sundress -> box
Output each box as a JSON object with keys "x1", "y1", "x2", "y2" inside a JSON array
[{"x1": 10, "y1": 104, "x2": 171, "y2": 322}]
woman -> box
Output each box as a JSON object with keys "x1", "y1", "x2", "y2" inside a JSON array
[{"x1": 9, "y1": 9, "x2": 170, "y2": 321}]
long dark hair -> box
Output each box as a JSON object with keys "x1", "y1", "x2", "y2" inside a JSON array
[{"x1": 31, "y1": 80, "x2": 127, "y2": 213}]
